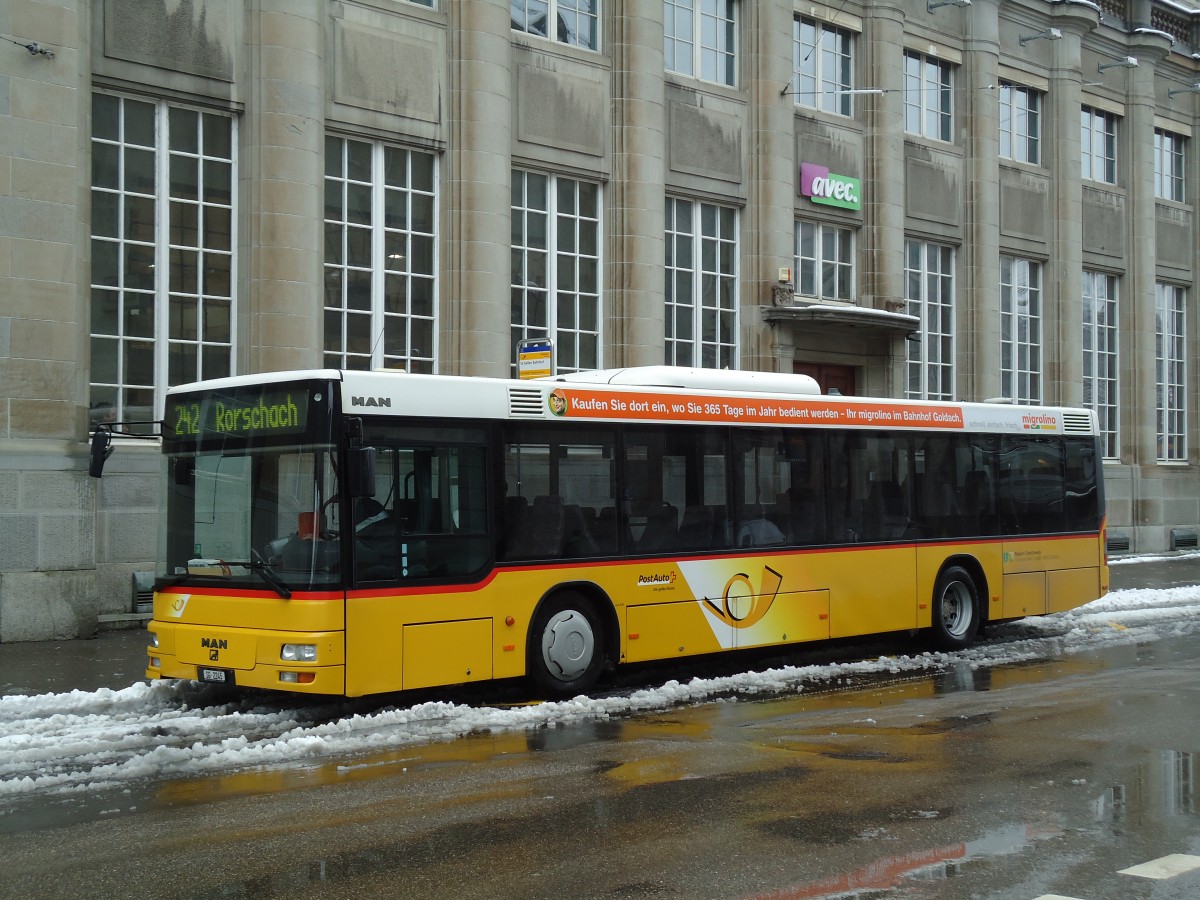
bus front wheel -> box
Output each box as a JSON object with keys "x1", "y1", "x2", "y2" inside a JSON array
[
  {"x1": 529, "y1": 594, "x2": 605, "y2": 698},
  {"x1": 929, "y1": 566, "x2": 980, "y2": 651}
]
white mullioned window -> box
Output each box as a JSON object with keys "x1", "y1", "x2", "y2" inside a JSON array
[
  {"x1": 1000, "y1": 255, "x2": 1042, "y2": 404},
  {"x1": 999, "y1": 83, "x2": 1042, "y2": 164},
  {"x1": 665, "y1": 197, "x2": 737, "y2": 369},
  {"x1": 904, "y1": 50, "x2": 953, "y2": 142},
  {"x1": 511, "y1": 170, "x2": 602, "y2": 374},
  {"x1": 664, "y1": 0, "x2": 736, "y2": 86},
  {"x1": 90, "y1": 93, "x2": 236, "y2": 434},
  {"x1": 795, "y1": 220, "x2": 854, "y2": 302},
  {"x1": 1081, "y1": 106, "x2": 1118, "y2": 184},
  {"x1": 323, "y1": 136, "x2": 438, "y2": 373},
  {"x1": 1082, "y1": 271, "x2": 1119, "y2": 460},
  {"x1": 1154, "y1": 128, "x2": 1186, "y2": 202},
  {"x1": 511, "y1": 0, "x2": 599, "y2": 50},
  {"x1": 1156, "y1": 283, "x2": 1187, "y2": 462},
  {"x1": 905, "y1": 240, "x2": 956, "y2": 402},
  {"x1": 792, "y1": 16, "x2": 853, "y2": 116}
]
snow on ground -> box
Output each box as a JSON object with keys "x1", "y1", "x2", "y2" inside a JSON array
[{"x1": 3, "y1": 579, "x2": 1200, "y2": 801}]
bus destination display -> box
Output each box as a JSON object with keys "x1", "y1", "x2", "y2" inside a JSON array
[{"x1": 166, "y1": 388, "x2": 311, "y2": 442}]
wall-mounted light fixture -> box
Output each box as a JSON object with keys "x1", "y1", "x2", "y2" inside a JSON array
[
  {"x1": 927, "y1": 0, "x2": 971, "y2": 12},
  {"x1": 1019, "y1": 27, "x2": 1063, "y2": 46},
  {"x1": 1097, "y1": 56, "x2": 1138, "y2": 73},
  {"x1": 1168, "y1": 83, "x2": 1200, "y2": 98},
  {"x1": 780, "y1": 84, "x2": 888, "y2": 98}
]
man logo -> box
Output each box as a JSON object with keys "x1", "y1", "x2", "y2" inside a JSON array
[{"x1": 351, "y1": 396, "x2": 392, "y2": 408}]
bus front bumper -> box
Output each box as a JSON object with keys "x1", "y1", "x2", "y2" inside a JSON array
[{"x1": 146, "y1": 622, "x2": 345, "y2": 694}]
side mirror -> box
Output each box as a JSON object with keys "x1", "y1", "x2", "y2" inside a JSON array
[
  {"x1": 88, "y1": 429, "x2": 113, "y2": 478},
  {"x1": 346, "y1": 446, "x2": 377, "y2": 498}
]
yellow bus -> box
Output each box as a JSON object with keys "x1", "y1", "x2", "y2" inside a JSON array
[{"x1": 143, "y1": 366, "x2": 1108, "y2": 697}]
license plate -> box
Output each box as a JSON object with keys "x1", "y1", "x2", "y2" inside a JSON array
[{"x1": 199, "y1": 667, "x2": 232, "y2": 684}]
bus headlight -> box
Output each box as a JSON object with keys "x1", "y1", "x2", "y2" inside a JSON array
[
  {"x1": 281, "y1": 643, "x2": 317, "y2": 662},
  {"x1": 149, "y1": 633, "x2": 159, "y2": 649}
]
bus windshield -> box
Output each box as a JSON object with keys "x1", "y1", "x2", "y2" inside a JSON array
[
  {"x1": 158, "y1": 378, "x2": 347, "y2": 592},
  {"x1": 160, "y1": 442, "x2": 346, "y2": 592}
]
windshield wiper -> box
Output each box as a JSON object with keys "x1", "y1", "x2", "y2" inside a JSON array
[
  {"x1": 155, "y1": 552, "x2": 292, "y2": 598},
  {"x1": 246, "y1": 550, "x2": 292, "y2": 598}
]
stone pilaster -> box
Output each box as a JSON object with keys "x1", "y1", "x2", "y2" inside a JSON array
[
  {"x1": 443, "y1": 0, "x2": 512, "y2": 376},
  {"x1": 961, "y1": 0, "x2": 1001, "y2": 403},
  {"x1": 741, "y1": 0, "x2": 795, "y2": 374},
  {"x1": 243, "y1": 0, "x2": 325, "y2": 373},
  {"x1": 607, "y1": 0, "x2": 666, "y2": 368}
]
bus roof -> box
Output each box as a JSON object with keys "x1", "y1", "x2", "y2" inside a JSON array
[{"x1": 166, "y1": 367, "x2": 1098, "y2": 437}]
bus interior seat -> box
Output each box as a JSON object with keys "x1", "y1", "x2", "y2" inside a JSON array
[
  {"x1": 498, "y1": 495, "x2": 529, "y2": 558},
  {"x1": 676, "y1": 505, "x2": 715, "y2": 550},
  {"x1": 867, "y1": 481, "x2": 908, "y2": 540},
  {"x1": 508, "y1": 494, "x2": 565, "y2": 559},
  {"x1": 637, "y1": 501, "x2": 678, "y2": 553},
  {"x1": 593, "y1": 506, "x2": 625, "y2": 554},
  {"x1": 963, "y1": 469, "x2": 993, "y2": 534},
  {"x1": 562, "y1": 503, "x2": 599, "y2": 557},
  {"x1": 775, "y1": 489, "x2": 818, "y2": 544}
]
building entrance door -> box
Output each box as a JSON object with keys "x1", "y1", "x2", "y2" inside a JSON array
[{"x1": 793, "y1": 363, "x2": 856, "y2": 396}]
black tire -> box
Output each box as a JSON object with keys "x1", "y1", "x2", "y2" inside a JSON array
[
  {"x1": 528, "y1": 593, "x2": 605, "y2": 698},
  {"x1": 929, "y1": 565, "x2": 980, "y2": 651}
]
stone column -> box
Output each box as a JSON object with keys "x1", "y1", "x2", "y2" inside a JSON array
[
  {"x1": 741, "y1": 0, "x2": 795, "y2": 374},
  {"x1": 860, "y1": 2, "x2": 906, "y2": 394},
  {"x1": 1123, "y1": 36, "x2": 1173, "y2": 547},
  {"x1": 1045, "y1": 25, "x2": 1088, "y2": 407},
  {"x1": 607, "y1": 0, "x2": 666, "y2": 368},
  {"x1": 242, "y1": 1, "x2": 324, "y2": 373},
  {"x1": 442, "y1": 0, "x2": 512, "y2": 376},
  {"x1": 960, "y1": 0, "x2": 1001, "y2": 403}
]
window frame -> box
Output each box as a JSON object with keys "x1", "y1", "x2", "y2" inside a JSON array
[
  {"x1": 904, "y1": 50, "x2": 953, "y2": 142},
  {"x1": 999, "y1": 82, "x2": 1042, "y2": 165},
  {"x1": 795, "y1": 220, "x2": 855, "y2": 302},
  {"x1": 89, "y1": 92, "x2": 237, "y2": 433},
  {"x1": 664, "y1": 0, "x2": 737, "y2": 87},
  {"x1": 510, "y1": 169, "x2": 603, "y2": 376},
  {"x1": 791, "y1": 16, "x2": 853, "y2": 116},
  {"x1": 510, "y1": 0, "x2": 600, "y2": 51},
  {"x1": 999, "y1": 255, "x2": 1043, "y2": 405},
  {"x1": 1081, "y1": 106, "x2": 1118, "y2": 185},
  {"x1": 323, "y1": 136, "x2": 439, "y2": 374},
  {"x1": 1154, "y1": 128, "x2": 1186, "y2": 202},
  {"x1": 1082, "y1": 270, "x2": 1119, "y2": 460},
  {"x1": 905, "y1": 239, "x2": 956, "y2": 402},
  {"x1": 1156, "y1": 282, "x2": 1187, "y2": 462},
  {"x1": 665, "y1": 196, "x2": 739, "y2": 370}
]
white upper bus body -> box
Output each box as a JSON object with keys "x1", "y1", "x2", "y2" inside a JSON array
[{"x1": 167, "y1": 367, "x2": 1098, "y2": 438}]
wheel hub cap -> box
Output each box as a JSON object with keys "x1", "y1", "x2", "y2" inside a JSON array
[{"x1": 541, "y1": 610, "x2": 595, "y2": 681}]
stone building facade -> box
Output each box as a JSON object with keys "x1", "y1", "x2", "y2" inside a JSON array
[{"x1": 1, "y1": 0, "x2": 1199, "y2": 639}]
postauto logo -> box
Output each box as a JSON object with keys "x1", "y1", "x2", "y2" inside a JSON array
[{"x1": 800, "y1": 162, "x2": 862, "y2": 211}]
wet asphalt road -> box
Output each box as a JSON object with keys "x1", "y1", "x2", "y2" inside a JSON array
[{"x1": 0, "y1": 555, "x2": 1198, "y2": 900}]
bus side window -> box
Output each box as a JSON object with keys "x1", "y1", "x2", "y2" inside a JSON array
[
  {"x1": 999, "y1": 437, "x2": 1066, "y2": 535},
  {"x1": 1064, "y1": 438, "x2": 1100, "y2": 530}
]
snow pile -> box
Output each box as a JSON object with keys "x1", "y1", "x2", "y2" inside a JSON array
[{"x1": 2, "y1": 582, "x2": 1200, "y2": 799}]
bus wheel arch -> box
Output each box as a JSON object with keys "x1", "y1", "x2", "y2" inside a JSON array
[
  {"x1": 928, "y1": 558, "x2": 986, "y2": 651},
  {"x1": 527, "y1": 583, "x2": 616, "y2": 698}
]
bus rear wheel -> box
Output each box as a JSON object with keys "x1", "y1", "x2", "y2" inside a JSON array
[
  {"x1": 529, "y1": 594, "x2": 605, "y2": 698},
  {"x1": 929, "y1": 565, "x2": 980, "y2": 651}
]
